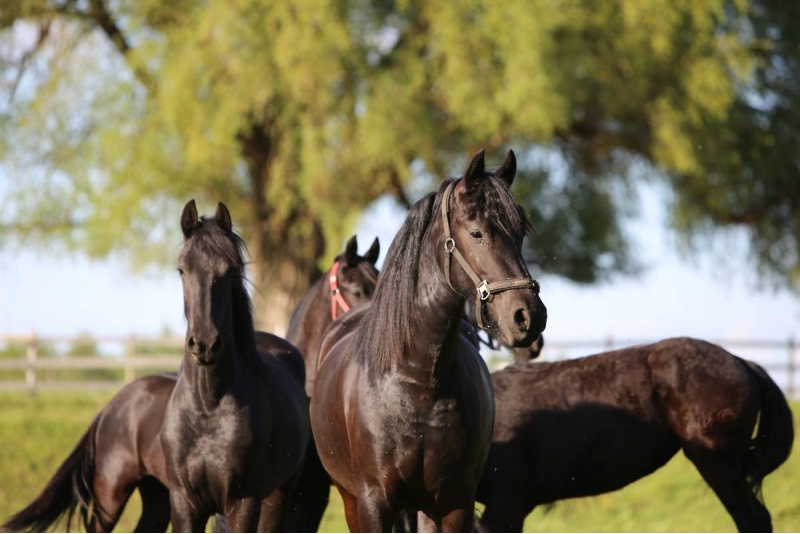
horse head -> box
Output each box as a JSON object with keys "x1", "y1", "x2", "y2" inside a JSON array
[
  {"x1": 178, "y1": 199, "x2": 250, "y2": 366},
  {"x1": 328, "y1": 235, "x2": 380, "y2": 319},
  {"x1": 439, "y1": 149, "x2": 547, "y2": 348}
]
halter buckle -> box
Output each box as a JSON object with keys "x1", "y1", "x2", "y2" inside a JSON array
[
  {"x1": 477, "y1": 280, "x2": 490, "y2": 301},
  {"x1": 444, "y1": 237, "x2": 456, "y2": 253}
]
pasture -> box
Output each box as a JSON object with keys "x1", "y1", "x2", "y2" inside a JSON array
[{"x1": 0, "y1": 390, "x2": 798, "y2": 532}]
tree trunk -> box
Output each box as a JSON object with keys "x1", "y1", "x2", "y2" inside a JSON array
[
  {"x1": 248, "y1": 237, "x2": 323, "y2": 337},
  {"x1": 240, "y1": 121, "x2": 325, "y2": 336}
]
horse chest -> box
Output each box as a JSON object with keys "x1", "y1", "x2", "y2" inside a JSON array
[{"x1": 368, "y1": 381, "x2": 470, "y2": 476}]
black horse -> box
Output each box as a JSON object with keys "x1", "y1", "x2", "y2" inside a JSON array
[
  {"x1": 311, "y1": 149, "x2": 547, "y2": 532},
  {"x1": 0, "y1": 235, "x2": 380, "y2": 533},
  {"x1": 476, "y1": 337, "x2": 794, "y2": 532},
  {"x1": 158, "y1": 200, "x2": 310, "y2": 532}
]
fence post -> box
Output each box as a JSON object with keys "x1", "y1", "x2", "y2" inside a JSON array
[
  {"x1": 124, "y1": 336, "x2": 136, "y2": 383},
  {"x1": 604, "y1": 334, "x2": 615, "y2": 352},
  {"x1": 25, "y1": 329, "x2": 38, "y2": 394},
  {"x1": 788, "y1": 336, "x2": 796, "y2": 399}
]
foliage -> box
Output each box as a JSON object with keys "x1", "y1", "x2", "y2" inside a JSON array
[
  {"x1": 0, "y1": 391, "x2": 798, "y2": 532},
  {"x1": 1, "y1": 0, "x2": 799, "y2": 328}
]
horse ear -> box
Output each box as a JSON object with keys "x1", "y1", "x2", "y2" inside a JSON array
[
  {"x1": 364, "y1": 237, "x2": 380, "y2": 265},
  {"x1": 215, "y1": 202, "x2": 232, "y2": 233},
  {"x1": 344, "y1": 235, "x2": 358, "y2": 266},
  {"x1": 181, "y1": 199, "x2": 199, "y2": 239},
  {"x1": 463, "y1": 149, "x2": 486, "y2": 190},
  {"x1": 494, "y1": 149, "x2": 517, "y2": 187}
]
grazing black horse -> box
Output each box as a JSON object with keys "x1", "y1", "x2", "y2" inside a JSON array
[
  {"x1": 0, "y1": 236, "x2": 379, "y2": 533},
  {"x1": 311, "y1": 149, "x2": 547, "y2": 532},
  {"x1": 476, "y1": 337, "x2": 794, "y2": 532},
  {"x1": 158, "y1": 200, "x2": 310, "y2": 532}
]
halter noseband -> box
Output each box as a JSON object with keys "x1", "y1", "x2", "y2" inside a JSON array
[
  {"x1": 441, "y1": 180, "x2": 540, "y2": 329},
  {"x1": 329, "y1": 261, "x2": 352, "y2": 320}
]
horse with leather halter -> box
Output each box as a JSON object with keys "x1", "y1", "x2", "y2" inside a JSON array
[{"x1": 311, "y1": 149, "x2": 547, "y2": 532}]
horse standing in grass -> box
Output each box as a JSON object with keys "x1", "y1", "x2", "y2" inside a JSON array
[
  {"x1": 312, "y1": 149, "x2": 547, "y2": 532},
  {"x1": 1, "y1": 229, "x2": 380, "y2": 533},
  {"x1": 158, "y1": 200, "x2": 310, "y2": 532},
  {"x1": 476, "y1": 337, "x2": 794, "y2": 532}
]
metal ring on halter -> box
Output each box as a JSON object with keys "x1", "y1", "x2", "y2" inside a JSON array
[
  {"x1": 444, "y1": 237, "x2": 456, "y2": 253},
  {"x1": 477, "y1": 280, "x2": 490, "y2": 301}
]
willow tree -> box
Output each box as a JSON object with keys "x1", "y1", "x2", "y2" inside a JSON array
[{"x1": 2, "y1": 0, "x2": 799, "y2": 332}]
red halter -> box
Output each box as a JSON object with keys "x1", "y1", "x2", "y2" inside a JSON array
[{"x1": 329, "y1": 261, "x2": 352, "y2": 320}]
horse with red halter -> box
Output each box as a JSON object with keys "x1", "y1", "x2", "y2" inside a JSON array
[
  {"x1": 476, "y1": 337, "x2": 794, "y2": 532},
  {"x1": 311, "y1": 149, "x2": 547, "y2": 532},
  {"x1": 1, "y1": 234, "x2": 380, "y2": 532}
]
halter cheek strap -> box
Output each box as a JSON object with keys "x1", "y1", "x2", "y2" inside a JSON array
[
  {"x1": 329, "y1": 261, "x2": 352, "y2": 320},
  {"x1": 441, "y1": 180, "x2": 540, "y2": 329}
]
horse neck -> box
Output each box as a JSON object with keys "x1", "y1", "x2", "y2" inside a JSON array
[
  {"x1": 285, "y1": 273, "x2": 329, "y2": 356},
  {"x1": 182, "y1": 286, "x2": 261, "y2": 411},
  {"x1": 396, "y1": 226, "x2": 466, "y2": 385},
  {"x1": 180, "y1": 348, "x2": 240, "y2": 411}
]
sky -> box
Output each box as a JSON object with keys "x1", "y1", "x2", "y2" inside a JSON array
[{"x1": 1, "y1": 181, "x2": 798, "y2": 374}]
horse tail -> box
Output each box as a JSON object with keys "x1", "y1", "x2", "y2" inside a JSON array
[
  {"x1": 2, "y1": 416, "x2": 99, "y2": 532},
  {"x1": 744, "y1": 359, "x2": 794, "y2": 496}
]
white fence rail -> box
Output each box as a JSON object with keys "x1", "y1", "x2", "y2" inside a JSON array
[
  {"x1": 0, "y1": 333, "x2": 797, "y2": 397},
  {"x1": 0, "y1": 333, "x2": 184, "y2": 393}
]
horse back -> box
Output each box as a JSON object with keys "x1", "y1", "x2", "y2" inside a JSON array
[
  {"x1": 646, "y1": 337, "x2": 760, "y2": 446},
  {"x1": 95, "y1": 374, "x2": 176, "y2": 486},
  {"x1": 254, "y1": 330, "x2": 305, "y2": 388}
]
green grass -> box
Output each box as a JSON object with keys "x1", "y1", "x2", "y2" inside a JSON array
[{"x1": 0, "y1": 391, "x2": 798, "y2": 532}]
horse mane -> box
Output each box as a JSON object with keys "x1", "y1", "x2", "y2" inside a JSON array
[
  {"x1": 353, "y1": 190, "x2": 438, "y2": 372},
  {"x1": 191, "y1": 217, "x2": 259, "y2": 367},
  {"x1": 352, "y1": 172, "x2": 531, "y2": 373}
]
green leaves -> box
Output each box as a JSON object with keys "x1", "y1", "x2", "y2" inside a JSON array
[{"x1": 1, "y1": 0, "x2": 799, "y2": 313}]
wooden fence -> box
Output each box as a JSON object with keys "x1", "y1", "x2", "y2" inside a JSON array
[
  {"x1": 0, "y1": 333, "x2": 797, "y2": 397},
  {"x1": 0, "y1": 333, "x2": 184, "y2": 392}
]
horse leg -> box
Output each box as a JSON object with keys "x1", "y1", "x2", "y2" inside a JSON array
[
  {"x1": 354, "y1": 491, "x2": 395, "y2": 533},
  {"x1": 417, "y1": 511, "x2": 441, "y2": 532},
  {"x1": 332, "y1": 482, "x2": 361, "y2": 532},
  {"x1": 440, "y1": 507, "x2": 473, "y2": 533},
  {"x1": 256, "y1": 489, "x2": 285, "y2": 532},
  {"x1": 226, "y1": 497, "x2": 261, "y2": 533},
  {"x1": 283, "y1": 440, "x2": 330, "y2": 532},
  {"x1": 88, "y1": 476, "x2": 135, "y2": 532},
  {"x1": 684, "y1": 445, "x2": 772, "y2": 532},
  {"x1": 169, "y1": 491, "x2": 207, "y2": 533},
  {"x1": 477, "y1": 494, "x2": 530, "y2": 532},
  {"x1": 134, "y1": 477, "x2": 171, "y2": 532}
]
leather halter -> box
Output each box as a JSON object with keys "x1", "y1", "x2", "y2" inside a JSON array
[
  {"x1": 329, "y1": 261, "x2": 352, "y2": 320},
  {"x1": 440, "y1": 180, "x2": 540, "y2": 329}
]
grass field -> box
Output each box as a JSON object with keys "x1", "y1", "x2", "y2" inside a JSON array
[{"x1": 0, "y1": 391, "x2": 798, "y2": 532}]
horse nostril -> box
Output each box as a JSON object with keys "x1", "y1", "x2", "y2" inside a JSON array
[
  {"x1": 187, "y1": 336, "x2": 197, "y2": 350},
  {"x1": 514, "y1": 308, "x2": 531, "y2": 331}
]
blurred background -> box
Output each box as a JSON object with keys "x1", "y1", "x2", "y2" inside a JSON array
[
  {"x1": 1, "y1": 0, "x2": 799, "y2": 367},
  {"x1": 2, "y1": 2, "x2": 800, "y2": 532}
]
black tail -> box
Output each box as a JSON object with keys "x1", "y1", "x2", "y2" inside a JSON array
[
  {"x1": 744, "y1": 360, "x2": 794, "y2": 495},
  {"x1": 2, "y1": 417, "x2": 99, "y2": 532}
]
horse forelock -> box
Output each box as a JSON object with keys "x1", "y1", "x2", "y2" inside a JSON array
[{"x1": 461, "y1": 174, "x2": 532, "y2": 243}]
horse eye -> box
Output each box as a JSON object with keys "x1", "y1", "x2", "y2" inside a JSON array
[
  {"x1": 469, "y1": 231, "x2": 483, "y2": 239},
  {"x1": 352, "y1": 291, "x2": 362, "y2": 298},
  {"x1": 177, "y1": 268, "x2": 185, "y2": 276}
]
